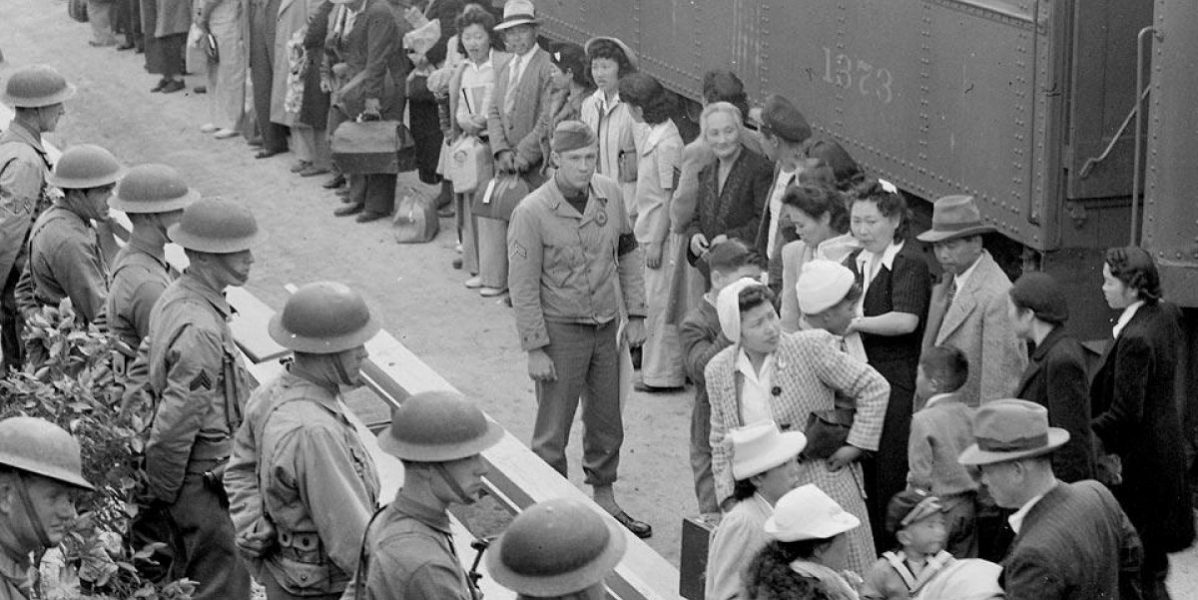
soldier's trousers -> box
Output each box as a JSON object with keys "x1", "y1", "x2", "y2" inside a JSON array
[{"x1": 168, "y1": 459, "x2": 251, "y2": 600}]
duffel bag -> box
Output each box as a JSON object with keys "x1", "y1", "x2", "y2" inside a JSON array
[{"x1": 393, "y1": 192, "x2": 439, "y2": 244}]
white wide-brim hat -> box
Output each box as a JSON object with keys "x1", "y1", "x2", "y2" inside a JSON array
[
  {"x1": 727, "y1": 420, "x2": 807, "y2": 481},
  {"x1": 765, "y1": 484, "x2": 861, "y2": 542}
]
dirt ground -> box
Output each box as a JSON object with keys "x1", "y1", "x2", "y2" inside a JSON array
[{"x1": 3, "y1": 1, "x2": 1198, "y2": 593}]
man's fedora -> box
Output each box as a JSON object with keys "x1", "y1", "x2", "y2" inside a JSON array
[
  {"x1": 916, "y1": 195, "x2": 996, "y2": 243},
  {"x1": 494, "y1": 0, "x2": 538, "y2": 31},
  {"x1": 958, "y1": 399, "x2": 1070, "y2": 466}
]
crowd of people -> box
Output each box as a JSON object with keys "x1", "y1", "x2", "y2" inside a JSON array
[{"x1": 1, "y1": 0, "x2": 1196, "y2": 599}]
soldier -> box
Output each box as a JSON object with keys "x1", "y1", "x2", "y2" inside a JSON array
[
  {"x1": 225, "y1": 281, "x2": 382, "y2": 600},
  {"x1": 345, "y1": 390, "x2": 503, "y2": 600},
  {"x1": 0, "y1": 417, "x2": 95, "y2": 599},
  {"x1": 15, "y1": 145, "x2": 123, "y2": 333},
  {"x1": 0, "y1": 65, "x2": 74, "y2": 372},
  {"x1": 487, "y1": 498, "x2": 627, "y2": 600},
  {"x1": 141, "y1": 197, "x2": 258, "y2": 600},
  {"x1": 104, "y1": 164, "x2": 196, "y2": 360}
]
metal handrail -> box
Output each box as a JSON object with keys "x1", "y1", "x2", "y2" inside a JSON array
[{"x1": 1131, "y1": 26, "x2": 1157, "y2": 246}]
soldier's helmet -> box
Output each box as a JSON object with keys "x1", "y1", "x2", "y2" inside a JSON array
[
  {"x1": 269, "y1": 281, "x2": 381, "y2": 354},
  {"x1": 168, "y1": 198, "x2": 262, "y2": 253},
  {"x1": 1, "y1": 64, "x2": 75, "y2": 108},
  {"x1": 378, "y1": 391, "x2": 503, "y2": 463},
  {"x1": 47, "y1": 144, "x2": 124, "y2": 190},
  {"x1": 487, "y1": 498, "x2": 627, "y2": 597},
  {"x1": 0, "y1": 417, "x2": 95, "y2": 491},
  {"x1": 110, "y1": 164, "x2": 199, "y2": 214}
]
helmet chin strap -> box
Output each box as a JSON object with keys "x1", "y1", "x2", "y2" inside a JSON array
[
  {"x1": 14, "y1": 473, "x2": 54, "y2": 550},
  {"x1": 434, "y1": 463, "x2": 475, "y2": 505}
]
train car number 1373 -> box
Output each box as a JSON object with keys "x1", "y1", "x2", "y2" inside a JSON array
[{"x1": 822, "y1": 47, "x2": 895, "y2": 104}]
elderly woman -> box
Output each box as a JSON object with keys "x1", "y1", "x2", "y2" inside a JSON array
[
  {"x1": 580, "y1": 36, "x2": 639, "y2": 213},
  {"x1": 533, "y1": 42, "x2": 594, "y2": 176},
  {"x1": 1091, "y1": 246, "x2": 1194, "y2": 599},
  {"x1": 778, "y1": 184, "x2": 859, "y2": 333},
  {"x1": 684, "y1": 102, "x2": 774, "y2": 277},
  {"x1": 706, "y1": 278, "x2": 889, "y2": 575},
  {"x1": 447, "y1": 4, "x2": 509, "y2": 288},
  {"x1": 706, "y1": 420, "x2": 807, "y2": 600}
]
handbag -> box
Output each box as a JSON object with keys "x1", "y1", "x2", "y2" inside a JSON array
[
  {"x1": 68, "y1": 0, "x2": 88, "y2": 22},
  {"x1": 473, "y1": 174, "x2": 531, "y2": 221},
  {"x1": 446, "y1": 135, "x2": 490, "y2": 194},
  {"x1": 801, "y1": 408, "x2": 856, "y2": 460},
  {"x1": 331, "y1": 120, "x2": 415, "y2": 175},
  {"x1": 392, "y1": 192, "x2": 439, "y2": 244}
]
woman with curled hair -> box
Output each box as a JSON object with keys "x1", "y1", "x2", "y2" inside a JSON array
[
  {"x1": 580, "y1": 36, "x2": 640, "y2": 212},
  {"x1": 1092, "y1": 246, "x2": 1194, "y2": 598},
  {"x1": 777, "y1": 184, "x2": 860, "y2": 333},
  {"x1": 842, "y1": 178, "x2": 932, "y2": 552}
]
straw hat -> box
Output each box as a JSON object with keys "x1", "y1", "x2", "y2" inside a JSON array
[{"x1": 494, "y1": 0, "x2": 538, "y2": 31}]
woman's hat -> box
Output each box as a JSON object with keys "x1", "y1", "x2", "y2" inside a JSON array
[
  {"x1": 764, "y1": 484, "x2": 861, "y2": 542},
  {"x1": 494, "y1": 0, "x2": 538, "y2": 31},
  {"x1": 915, "y1": 195, "x2": 996, "y2": 243},
  {"x1": 487, "y1": 498, "x2": 626, "y2": 597},
  {"x1": 957, "y1": 399, "x2": 1070, "y2": 466},
  {"x1": 726, "y1": 420, "x2": 807, "y2": 480},
  {"x1": 584, "y1": 36, "x2": 639, "y2": 71},
  {"x1": 795, "y1": 260, "x2": 855, "y2": 315}
]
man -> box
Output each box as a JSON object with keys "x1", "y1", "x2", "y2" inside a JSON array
[
  {"x1": 226, "y1": 281, "x2": 381, "y2": 600},
  {"x1": 142, "y1": 197, "x2": 259, "y2": 600},
  {"x1": 507, "y1": 120, "x2": 651, "y2": 537},
  {"x1": 346, "y1": 390, "x2": 503, "y2": 599},
  {"x1": 0, "y1": 417, "x2": 95, "y2": 600},
  {"x1": 0, "y1": 65, "x2": 74, "y2": 372},
  {"x1": 16, "y1": 144, "x2": 123, "y2": 330},
  {"x1": 487, "y1": 498, "x2": 627, "y2": 600},
  {"x1": 958, "y1": 399, "x2": 1143, "y2": 600},
  {"x1": 105, "y1": 163, "x2": 196, "y2": 359},
  {"x1": 917, "y1": 195, "x2": 1026, "y2": 407},
  {"x1": 248, "y1": 0, "x2": 289, "y2": 156},
  {"x1": 486, "y1": 0, "x2": 554, "y2": 182},
  {"x1": 754, "y1": 94, "x2": 812, "y2": 293}
]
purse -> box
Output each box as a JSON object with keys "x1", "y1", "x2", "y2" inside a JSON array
[
  {"x1": 446, "y1": 136, "x2": 490, "y2": 194},
  {"x1": 801, "y1": 408, "x2": 856, "y2": 460},
  {"x1": 473, "y1": 174, "x2": 531, "y2": 221}
]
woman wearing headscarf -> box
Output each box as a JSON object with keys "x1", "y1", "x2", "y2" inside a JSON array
[{"x1": 705, "y1": 278, "x2": 889, "y2": 575}]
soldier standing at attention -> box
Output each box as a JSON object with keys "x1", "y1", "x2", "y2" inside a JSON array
[
  {"x1": 345, "y1": 390, "x2": 503, "y2": 600},
  {"x1": 142, "y1": 198, "x2": 258, "y2": 600},
  {"x1": 0, "y1": 417, "x2": 95, "y2": 600},
  {"x1": 225, "y1": 281, "x2": 382, "y2": 600},
  {"x1": 0, "y1": 65, "x2": 74, "y2": 372}
]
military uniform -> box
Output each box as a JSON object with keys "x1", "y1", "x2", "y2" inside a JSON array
[
  {"x1": 0, "y1": 120, "x2": 51, "y2": 370},
  {"x1": 226, "y1": 371, "x2": 380, "y2": 600},
  {"x1": 16, "y1": 203, "x2": 109, "y2": 323},
  {"x1": 105, "y1": 236, "x2": 170, "y2": 352},
  {"x1": 143, "y1": 270, "x2": 252, "y2": 600},
  {"x1": 0, "y1": 550, "x2": 31, "y2": 600}
]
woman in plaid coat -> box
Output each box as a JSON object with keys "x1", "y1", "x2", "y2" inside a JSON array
[{"x1": 705, "y1": 278, "x2": 890, "y2": 576}]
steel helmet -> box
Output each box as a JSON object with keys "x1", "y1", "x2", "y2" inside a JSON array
[
  {"x1": 269, "y1": 281, "x2": 381, "y2": 353},
  {"x1": 46, "y1": 144, "x2": 125, "y2": 190},
  {"x1": 487, "y1": 498, "x2": 626, "y2": 597},
  {"x1": 1, "y1": 65, "x2": 76, "y2": 108},
  {"x1": 0, "y1": 417, "x2": 94, "y2": 491},
  {"x1": 378, "y1": 390, "x2": 504, "y2": 462},
  {"x1": 168, "y1": 198, "x2": 263, "y2": 253},
  {"x1": 110, "y1": 164, "x2": 199, "y2": 214}
]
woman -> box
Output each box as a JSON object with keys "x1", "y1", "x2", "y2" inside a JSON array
[
  {"x1": 281, "y1": 0, "x2": 332, "y2": 172},
  {"x1": 707, "y1": 279, "x2": 889, "y2": 575},
  {"x1": 533, "y1": 42, "x2": 593, "y2": 177},
  {"x1": 140, "y1": 0, "x2": 190, "y2": 93},
  {"x1": 1091, "y1": 246, "x2": 1194, "y2": 599},
  {"x1": 580, "y1": 36, "x2": 639, "y2": 213},
  {"x1": 447, "y1": 4, "x2": 509, "y2": 289},
  {"x1": 706, "y1": 420, "x2": 807, "y2": 600},
  {"x1": 778, "y1": 184, "x2": 859, "y2": 333},
  {"x1": 1008, "y1": 271, "x2": 1094, "y2": 483},
  {"x1": 684, "y1": 102, "x2": 773, "y2": 277},
  {"x1": 842, "y1": 179, "x2": 931, "y2": 552},
  {"x1": 747, "y1": 484, "x2": 866, "y2": 600}
]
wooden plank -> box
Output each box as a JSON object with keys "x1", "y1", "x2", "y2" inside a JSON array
[{"x1": 225, "y1": 286, "x2": 290, "y2": 363}]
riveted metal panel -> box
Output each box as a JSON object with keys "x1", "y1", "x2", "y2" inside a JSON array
[{"x1": 1143, "y1": 0, "x2": 1198, "y2": 306}]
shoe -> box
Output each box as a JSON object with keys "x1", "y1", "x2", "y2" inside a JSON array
[
  {"x1": 464, "y1": 276, "x2": 483, "y2": 289},
  {"x1": 355, "y1": 211, "x2": 387, "y2": 223},
  {"x1": 200, "y1": 123, "x2": 218, "y2": 134},
  {"x1": 150, "y1": 78, "x2": 168, "y2": 92},
  {"x1": 213, "y1": 129, "x2": 238, "y2": 139},
  {"x1": 612, "y1": 511, "x2": 652, "y2": 539},
  {"x1": 334, "y1": 203, "x2": 363, "y2": 217},
  {"x1": 452, "y1": 257, "x2": 463, "y2": 270},
  {"x1": 116, "y1": 42, "x2": 135, "y2": 51},
  {"x1": 336, "y1": 186, "x2": 351, "y2": 197},
  {"x1": 290, "y1": 160, "x2": 311, "y2": 173},
  {"x1": 299, "y1": 165, "x2": 331, "y2": 177},
  {"x1": 633, "y1": 382, "x2": 685, "y2": 394},
  {"x1": 323, "y1": 174, "x2": 347, "y2": 189},
  {"x1": 193, "y1": 85, "x2": 207, "y2": 94},
  {"x1": 479, "y1": 287, "x2": 507, "y2": 297},
  {"x1": 160, "y1": 79, "x2": 185, "y2": 94},
  {"x1": 255, "y1": 149, "x2": 284, "y2": 159},
  {"x1": 630, "y1": 345, "x2": 643, "y2": 371},
  {"x1": 247, "y1": 137, "x2": 264, "y2": 147}
]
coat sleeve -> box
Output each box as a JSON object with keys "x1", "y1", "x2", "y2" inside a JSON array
[
  {"x1": 722, "y1": 156, "x2": 773, "y2": 244},
  {"x1": 779, "y1": 242, "x2": 804, "y2": 333},
  {"x1": 368, "y1": 541, "x2": 473, "y2": 600},
  {"x1": 614, "y1": 188, "x2": 648, "y2": 319},
  {"x1": 706, "y1": 352, "x2": 736, "y2": 506},
  {"x1": 906, "y1": 411, "x2": 935, "y2": 492},
  {"x1": 128, "y1": 278, "x2": 169, "y2": 341},
  {"x1": 506, "y1": 203, "x2": 549, "y2": 351},
  {"x1": 808, "y1": 334, "x2": 891, "y2": 451},
  {"x1": 979, "y1": 290, "x2": 1027, "y2": 402},
  {"x1": 679, "y1": 314, "x2": 728, "y2": 386},
  {"x1": 50, "y1": 232, "x2": 108, "y2": 324},
  {"x1": 294, "y1": 427, "x2": 377, "y2": 574},
  {"x1": 1001, "y1": 548, "x2": 1067, "y2": 600},
  {"x1": 486, "y1": 66, "x2": 510, "y2": 156},
  {"x1": 1044, "y1": 346, "x2": 1095, "y2": 482},
  {"x1": 224, "y1": 408, "x2": 264, "y2": 540},
  {"x1": 1092, "y1": 333, "x2": 1152, "y2": 452}
]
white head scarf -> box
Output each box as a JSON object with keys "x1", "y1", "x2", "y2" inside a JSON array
[{"x1": 717, "y1": 277, "x2": 764, "y2": 342}]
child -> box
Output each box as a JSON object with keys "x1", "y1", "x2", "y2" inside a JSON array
[
  {"x1": 906, "y1": 345, "x2": 978, "y2": 558},
  {"x1": 861, "y1": 489, "x2": 955, "y2": 600},
  {"x1": 678, "y1": 239, "x2": 761, "y2": 518}
]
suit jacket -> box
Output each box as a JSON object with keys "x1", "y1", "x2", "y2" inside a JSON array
[
  {"x1": 332, "y1": 0, "x2": 409, "y2": 120},
  {"x1": 920, "y1": 250, "x2": 1026, "y2": 407},
  {"x1": 486, "y1": 45, "x2": 554, "y2": 169},
  {"x1": 1014, "y1": 327, "x2": 1095, "y2": 483},
  {"x1": 1091, "y1": 301, "x2": 1195, "y2": 552},
  {"x1": 1001, "y1": 480, "x2": 1142, "y2": 600},
  {"x1": 684, "y1": 147, "x2": 773, "y2": 264}
]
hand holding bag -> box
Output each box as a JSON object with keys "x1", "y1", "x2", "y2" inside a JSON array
[
  {"x1": 331, "y1": 120, "x2": 416, "y2": 175},
  {"x1": 473, "y1": 174, "x2": 531, "y2": 221}
]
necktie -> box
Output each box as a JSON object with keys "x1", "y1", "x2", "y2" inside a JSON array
[
  {"x1": 944, "y1": 277, "x2": 957, "y2": 310},
  {"x1": 504, "y1": 55, "x2": 522, "y2": 115}
]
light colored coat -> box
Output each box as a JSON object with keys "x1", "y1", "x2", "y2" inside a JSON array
[
  {"x1": 486, "y1": 45, "x2": 554, "y2": 168},
  {"x1": 920, "y1": 250, "x2": 1027, "y2": 407},
  {"x1": 270, "y1": 0, "x2": 318, "y2": 125},
  {"x1": 705, "y1": 494, "x2": 772, "y2": 600}
]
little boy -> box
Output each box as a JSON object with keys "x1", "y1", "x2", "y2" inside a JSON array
[
  {"x1": 861, "y1": 489, "x2": 955, "y2": 600},
  {"x1": 678, "y1": 239, "x2": 761, "y2": 518},
  {"x1": 906, "y1": 345, "x2": 978, "y2": 558}
]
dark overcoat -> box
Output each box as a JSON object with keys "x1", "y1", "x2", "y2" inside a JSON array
[
  {"x1": 1014, "y1": 326, "x2": 1095, "y2": 483},
  {"x1": 684, "y1": 147, "x2": 773, "y2": 265}
]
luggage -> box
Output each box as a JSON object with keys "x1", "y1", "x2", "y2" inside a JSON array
[
  {"x1": 68, "y1": 0, "x2": 88, "y2": 22},
  {"x1": 472, "y1": 174, "x2": 530, "y2": 222},
  {"x1": 445, "y1": 135, "x2": 490, "y2": 194},
  {"x1": 392, "y1": 192, "x2": 439, "y2": 244},
  {"x1": 331, "y1": 120, "x2": 416, "y2": 175}
]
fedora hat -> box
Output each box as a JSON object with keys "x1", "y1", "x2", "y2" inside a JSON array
[
  {"x1": 915, "y1": 195, "x2": 996, "y2": 243},
  {"x1": 726, "y1": 420, "x2": 807, "y2": 481},
  {"x1": 584, "y1": 36, "x2": 639, "y2": 71},
  {"x1": 958, "y1": 399, "x2": 1069, "y2": 466},
  {"x1": 764, "y1": 484, "x2": 860, "y2": 542},
  {"x1": 494, "y1": 0, "x2": 538, "y2": 31}
]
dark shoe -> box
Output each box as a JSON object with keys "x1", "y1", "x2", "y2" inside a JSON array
[
  {"x1": 322, "y1": 174, "x2": 347, "y2": 189},
  {"x1": 116, "y1": 42, "x2": 135, "y2": 51},
  {"x1": 612, "y1": 511, "x2": 652, "y2": 538},
  {"x1": 452, "y1": 257, "x2": 463, "y2": 270},
  {"x1": 334, "y1": 203, "x2": 363, "y2": 217},
  {"x1": 150, "y1": 78, "x2": 168, "y2": 92},
  {"x1": 630, "y1": 345, "x2": 643, "y2": 371},
  {"x1": 160, "y1": 79, "x2": 185, "y2": 94},
  {"x1": 355, "y1": 211, "x2": 387, "y2": 223},
  {"x1": 255, "y1": 149, "x2": 284, "y2": 159},
  {"x1": 299, "y1": 165, "x2": 331, "y2": 177},
  {"x1": 193, "y1": 85, "x2": 207, "y2": 94},
  {"x1": 633, "y1": 382, "x2": 685, "y2": 394}
]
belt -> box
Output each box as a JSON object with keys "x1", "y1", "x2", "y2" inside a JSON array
[
  {"x1": 277, "y1": 531, "x2": 327, "y2": 564},
  {"x1": 191, "y1": 436, "x2": 231, "y2": 461}
]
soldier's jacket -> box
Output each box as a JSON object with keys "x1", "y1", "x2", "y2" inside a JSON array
[
  {"x1": 226, "y1": 371, "x2": 380, "y2": 596},
  {"x1": 16, "y1": 204, "x2": 108, "y2": 324},
  {"x1": 105, "y1": 237, "x2": 171, "y2": 351},
  {"x1": 144, "y1": 270, "x2": 250, "y2": 503},
  {"x1": 0, "y1": 121, "x2": 51, "y2": 288},
  {"x1": 0, "y1": 548, "x2": 31, "y2": 600}
]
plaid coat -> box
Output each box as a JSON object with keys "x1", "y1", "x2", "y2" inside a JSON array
[{"x1": 705, "y1": 329, "x2": 890, "y2": 574}]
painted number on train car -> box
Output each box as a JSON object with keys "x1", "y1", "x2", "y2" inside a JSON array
[{"x1": 822, "y1": 47, "x2": 894, "y2": 104}]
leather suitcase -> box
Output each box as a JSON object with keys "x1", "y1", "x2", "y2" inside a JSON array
[{"x1": 680, "y1": 516, "x2": 714, "y2": 600}]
